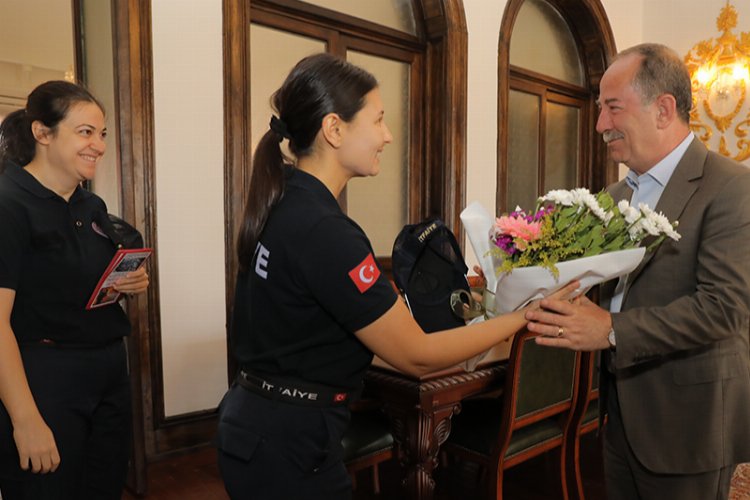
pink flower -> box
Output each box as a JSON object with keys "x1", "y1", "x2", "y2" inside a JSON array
[{"x1": 495, "y1": 215, "x2": 542, "y2": 242}]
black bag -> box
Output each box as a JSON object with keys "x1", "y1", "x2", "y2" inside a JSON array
[
  {"x1": 391, "y1": 218, "x2": 470, "y2": 333},
  {"x1": 94, "y1": 211, "x2": 144, "y2": 249}
]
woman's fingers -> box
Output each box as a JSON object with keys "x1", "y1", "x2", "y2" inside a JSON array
[
  {"x1": 549, "y1": 280, "x2": 580, "y2": 301},
  {"x1": 113, "y1": 267, "x2": 150, "y2": 294}
]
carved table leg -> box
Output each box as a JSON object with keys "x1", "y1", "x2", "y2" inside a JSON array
[{"x1": 383, "y1": 402, "x2": 461, "y2": 500}]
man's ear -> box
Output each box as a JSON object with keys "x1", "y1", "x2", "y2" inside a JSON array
[
  {"x1": 320, "y1": 113, "x2": 343, "y2": 148},
  {"x1": 655, "y1": 94, "x2": 677, "y2": 129},
  {"x1": 31, "y1": 121, "x2": 52, "y2": 145}
]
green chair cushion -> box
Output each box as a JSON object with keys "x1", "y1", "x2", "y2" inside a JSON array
[
  {"x1": 342, "y1": 411, "x2": 394, "y2": 462},
  {"x1": 446, "y1": 398, "x2": 563, "y2": 459},
  {"x1": 515, "y1": 341, "x2": 575, "y2": 418},
  {"x1": 504, "y1": 419, "x2": 562, "y2": 459}
]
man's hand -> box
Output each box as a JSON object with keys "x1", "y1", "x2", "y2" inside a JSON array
[{"x1": 525, "y1": 295, "x2": 612, "y2": 351}]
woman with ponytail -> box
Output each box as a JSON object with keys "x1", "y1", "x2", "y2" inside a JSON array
[
  {"x1": 217, "y1": 53, "x2": 578, "y2": 499},
  {"x1": 0, "y1": 81, "x2": 149, "y2": 499}
]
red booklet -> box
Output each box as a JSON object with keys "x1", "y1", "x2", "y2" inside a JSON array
[{"x1": 86, "y1": 248, "x2": 153, "y2": 310}]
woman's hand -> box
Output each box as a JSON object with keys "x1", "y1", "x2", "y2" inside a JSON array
[
  {"x1": 471, "y1": 265, "x2": 487, "y2": 287},
  {"x1": 13, "y1": 414, "x2": 60, "y2": 473},
  {"x1": 0, "y1": 288, "x2": 60, "y2": 474},
  {"x1": 523, "y1": 280, "x2": 581, "y2": 312},
  {"x1": 549, "y1": 280, "x2": 582, "y2": 302},
  {"x1": 113, "y1": 266, "x2": 149, "y2": 295}
]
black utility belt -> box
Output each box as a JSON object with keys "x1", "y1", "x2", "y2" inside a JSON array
[
  {"x1": 20, "y1": 337, "x2": 124, "y2": 350},
  {"x1": 237, "y1": 370, "x2": 360, "y2": 408}
]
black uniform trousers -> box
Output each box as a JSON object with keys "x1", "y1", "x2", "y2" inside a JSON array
[
  {"x1": 0, "y1": 340, "x2": 131, "y2": 500},
  {"x1": 216, "y1": 383, "x2": 352, "y2": 500},
  {"x1": 603, "y1": 379, "x2": 735, "y2": 500}
]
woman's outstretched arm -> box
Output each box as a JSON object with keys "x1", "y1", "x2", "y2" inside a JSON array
[{"x1": 355, "y1": 281, "x2": 579, "y2": 377}]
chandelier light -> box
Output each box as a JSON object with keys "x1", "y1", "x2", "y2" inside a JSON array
[{"x1": 684, "y1": 1, "x2": 750, "y2": 161}]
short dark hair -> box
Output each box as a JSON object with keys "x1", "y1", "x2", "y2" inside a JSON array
[
  {"x1": 615, "y1": 43, "x2": 692, "y2": 123},
  {"x1": 0, "y1": 80, "x2": 105, "y2": 172}
]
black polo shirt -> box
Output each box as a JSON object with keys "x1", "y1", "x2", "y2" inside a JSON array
[
  {"x1": 231, "y1": 168, "x2": 397, "y2": 389},
  {"x1": 0, "y1": 163, "x2": 130, "y2": 343}
]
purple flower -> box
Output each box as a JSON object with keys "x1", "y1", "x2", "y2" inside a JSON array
[{"x1": 493, "y1": 234, "x2": 518, "y2": 255}]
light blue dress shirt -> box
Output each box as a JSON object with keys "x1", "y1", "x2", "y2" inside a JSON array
[{"x1": 608, "y1": 132, "x2": 695, "y2": 322}]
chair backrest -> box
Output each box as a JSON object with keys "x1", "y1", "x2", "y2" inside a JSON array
[
  {"x1": 570, "y1": 351, "x2": 600, "y2": 432},
  {"x1": 494, "y1": 328, "x2": 580, "y2": 460}
]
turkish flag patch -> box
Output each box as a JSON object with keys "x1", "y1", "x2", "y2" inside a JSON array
[{"x1": 348, "y1": 253, "x2": 380, "y2": 294}]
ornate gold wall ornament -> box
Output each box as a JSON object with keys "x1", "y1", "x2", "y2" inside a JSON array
[{"x1": 685, "y1": 2, "x2": 750, "y2": 162}]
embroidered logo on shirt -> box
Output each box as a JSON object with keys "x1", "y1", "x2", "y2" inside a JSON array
[
  {"x1": 254, "y1": 242, "x2": 270, "y2": 279},
  {"x1": 349, "y1": 253, "x2": 380, "y2": 293},
  {"x1": 91, "y1": 221, "x2": 109, "y2": 239}
]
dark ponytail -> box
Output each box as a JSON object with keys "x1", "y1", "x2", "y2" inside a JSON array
[
  {"x1": 0, "y1": 110, "x2": 35, "y2": 172},
  {"x1": 237, "y1": 53, "x2": 378, "y2": 272},
  {"x1": 0, "y1": 80, "x2": 104, "y2": 173}
]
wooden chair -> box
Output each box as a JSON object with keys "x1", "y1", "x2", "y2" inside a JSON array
[
  {"x1": 565, "y1": 350, "x2": 601, "y2": 500},
  {"x1": 442, "y1": 328, "x2": 581, "y2": 499},
  {"x1": 342, "y1": 405, "x2": 394, "y2": 494}
]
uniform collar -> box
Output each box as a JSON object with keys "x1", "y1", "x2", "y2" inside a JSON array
[
  {"x1": 3, "y1": 161, "x2": 92, "y2": 204},
  {"x1": 287, "y1": 167, "x2": 341, "y2": 210}
]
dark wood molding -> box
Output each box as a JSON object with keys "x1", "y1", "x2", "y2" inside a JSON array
[
  {"x1": 71, "y1": 0, "x2": 84, "y2": 83},
  {"x1": 510, "y1": 65, "x2": 591, "y2": 99},
  {"x1": 223, "y1": 0, "x2": 251, "y2": 385},
  {"x1": 497, "y1": 0, "x2": 618, "y2": 213},
  {"x1": 251, "y1": 0, "x2": 423, "y2": 50},
  {"x1": 420, "y1": 0, "x2": 468, "y2": 240},
  {"x1": 111, "y1": 0, "x2": 156, "y2": 493},
  {"x1": 508, "y1": 75, "x2": 590, "y2": 198}
]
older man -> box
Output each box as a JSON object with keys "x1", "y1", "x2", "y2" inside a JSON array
[{"x1": 526, "y1": 43, "x2": 750, "y2": 500}]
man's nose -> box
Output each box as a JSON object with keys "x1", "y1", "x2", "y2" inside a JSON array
[{"x1": 595, "y1": 109, "x2": 610, "y2": 135}]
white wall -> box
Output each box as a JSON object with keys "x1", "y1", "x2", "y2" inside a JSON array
[
  {"x1": 0, "y1": 0, "x2": 73, "y2": 118},
  {"x1": 464, "y1": 0, "x2": 505, "y2": 266},
  {"x1": 151, "y1": 0, "x2": 228, "y2": 417},
  {"x1": 0, "y1": 0, "x2": 73, "y2": 71}
]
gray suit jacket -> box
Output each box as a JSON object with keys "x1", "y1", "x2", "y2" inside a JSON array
[{"x1": 600, "y1": 138, "x2": 750, "y2": 474}]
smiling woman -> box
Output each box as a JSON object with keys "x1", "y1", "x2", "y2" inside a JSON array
[
  {"x1": 24, "y1": 101, "x2": 107, "y2": 199},
  {"x1": 217, "y1": 52, "x2": 580, "y2": 500},
  {"x1": 0, "y1": 81, "x2": 150, "y2": 500}
]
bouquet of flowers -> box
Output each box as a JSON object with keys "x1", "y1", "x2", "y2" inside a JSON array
[
  {"x1": 456, "y1": 188, "x2": 680, "y2": 372},
  {"x1": 462, "y1": 188, "x2": 681, "y2": 317},
  {"x1": 492, "y1": 188, "x2": 680, "y2": 278}
]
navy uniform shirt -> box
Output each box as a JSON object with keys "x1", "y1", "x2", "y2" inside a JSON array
[
  {"x1": 0, "y1": 163, "x2": 130, "y2": 343},
  {"x1": 231, "y1": 168, "x2": 398, "y2": 390}
]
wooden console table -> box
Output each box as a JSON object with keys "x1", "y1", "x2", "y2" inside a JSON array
[{"x1": 364, "y1": 342, "x2": 512, "y2": 500}]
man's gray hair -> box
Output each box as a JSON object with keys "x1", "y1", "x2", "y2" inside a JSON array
[{"x1": 615, "y1": 43, "x2": 692, "y2": 123}]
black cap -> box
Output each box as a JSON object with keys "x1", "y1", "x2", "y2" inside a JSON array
[{"x1": 392, "y1": 219, "x2": 469, "y2": 333}]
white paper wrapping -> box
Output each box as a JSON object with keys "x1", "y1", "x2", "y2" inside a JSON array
[
  {"x1": 459, "y1": 202, "x2": 646, "y2": 371},
  {"x1": 460, "y1": 201, "x2": 498, "y2": 291},
  {"x1": 491, "y1": 247, "x2": 646, "y2": 314}
]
